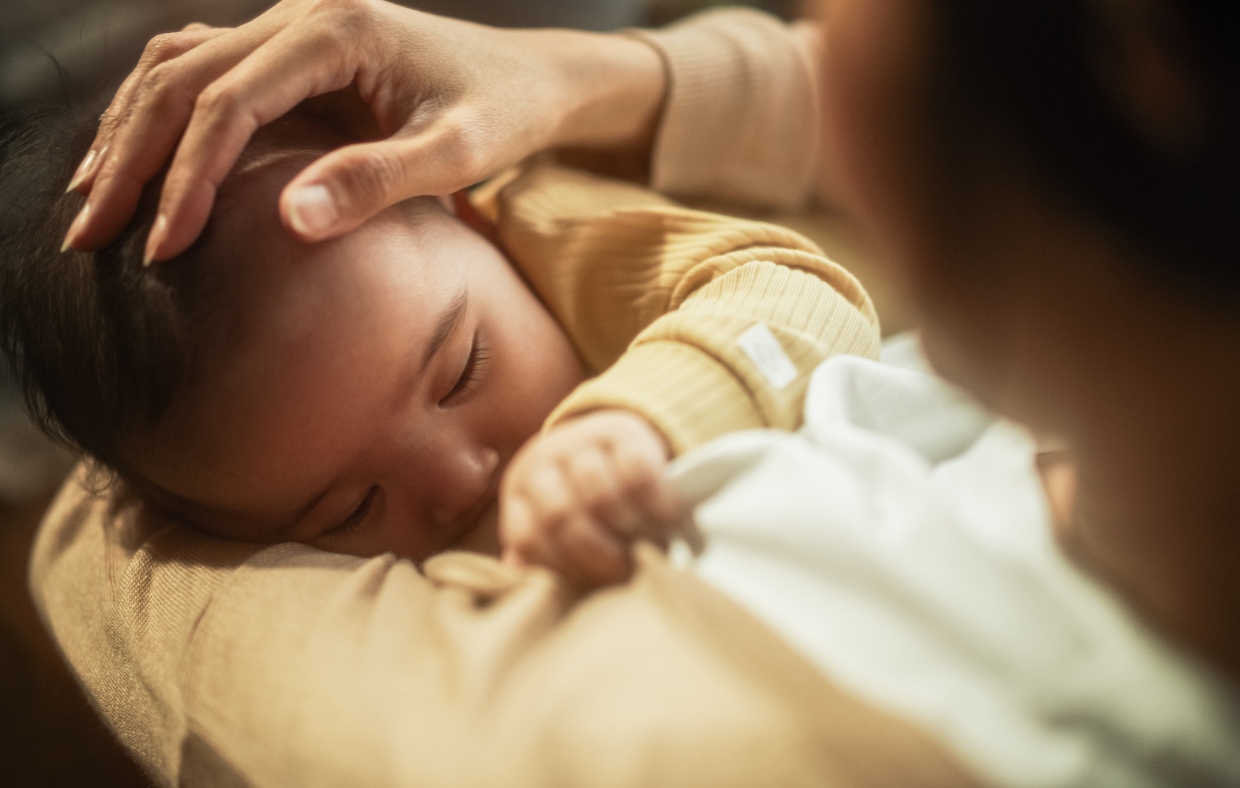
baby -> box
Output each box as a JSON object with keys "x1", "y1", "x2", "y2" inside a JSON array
[{"x1": 1, "y1": 103, "x2": 878, "y2": 587}]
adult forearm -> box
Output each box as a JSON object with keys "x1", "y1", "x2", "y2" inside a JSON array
[{"x1": 539, "y1": 29, "x2": 666, "y2": 155}]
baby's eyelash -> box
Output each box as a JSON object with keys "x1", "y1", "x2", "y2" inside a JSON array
[
  {"x1": 442, "y1": 339, "x2": 489, "y2": 404},
  {"x1": 328, "y1": 486, "x2": 378, "y2": 538}
]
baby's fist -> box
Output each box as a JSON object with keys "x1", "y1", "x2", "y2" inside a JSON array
[{"x1": 500, "y1": 410, "x2": 684, "y2": 589}]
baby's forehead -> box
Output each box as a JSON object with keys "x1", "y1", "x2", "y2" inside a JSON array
[
  {"x1": 206, "y1": 115, "x2": 447, "y2": 262},
  {"x1": 190, "y1": 128, "x2": 454, "y2": 352}
]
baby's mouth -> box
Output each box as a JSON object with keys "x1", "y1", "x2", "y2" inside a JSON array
[
  {"x1": 440, "y1": 452, "x2": 508, "y2": 557},
  {"x1": 443, "y1": 494, "x2": 501, "y2": 556}
]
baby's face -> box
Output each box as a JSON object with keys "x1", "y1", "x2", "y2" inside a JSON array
[{"x1": 134, "y1": 149, "x2": 585, "y2": 561}]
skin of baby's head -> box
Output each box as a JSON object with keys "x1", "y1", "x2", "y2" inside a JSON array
[{"x1": 1, "y1": 105, "x2": 585, "y2": 562}]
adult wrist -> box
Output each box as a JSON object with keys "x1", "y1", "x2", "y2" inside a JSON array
[{"x1": 539, "y1": 29, "x2": 667, "y2": 154}]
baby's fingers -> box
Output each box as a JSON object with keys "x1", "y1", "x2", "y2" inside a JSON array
[
  {"x1": 609, "y1": 439, "x2": 685, "y2": 533},
  {"x1": 562, "y1": 447, "x2": 645, "y2": 538},
  {"x1": 502, "y1": 504, "x2": 629, "y2": 588},
  {"x1": 501, "y1": 460, "x2": 573, "y2": 561},
  {"x1": 557, "y1": 514, "x2": 632, "y2": 588},
  {"x1": 500, "y1": 495, "x2": 562, "y2": 568},
  {"x1": 501, "y1": 458, "x2": 633, "y2": 589}
]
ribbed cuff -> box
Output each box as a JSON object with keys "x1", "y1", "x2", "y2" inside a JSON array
[
  {"x1": 545, "y1": 339, "x2": 765, "y2": 456},
  {"x1": 625, "y1": 8, "x2": 820, "y2": 211}
]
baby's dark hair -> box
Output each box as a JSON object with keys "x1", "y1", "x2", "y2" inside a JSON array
[{"x1": 0, "y1": 100, "x2": 234, "y2": 482}]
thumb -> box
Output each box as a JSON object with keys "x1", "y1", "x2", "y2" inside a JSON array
[{"x1": 279, "y1": 134, "x2": 482, "y2": 240}]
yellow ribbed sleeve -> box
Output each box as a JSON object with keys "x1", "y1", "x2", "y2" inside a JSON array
[{"x1": 486, "y1": 163, "x2": 881, "y2": 455}]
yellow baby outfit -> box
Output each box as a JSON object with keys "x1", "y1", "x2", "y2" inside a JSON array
[{"x1": 482, "y1": 162, "x2": 880, "y2": 454}]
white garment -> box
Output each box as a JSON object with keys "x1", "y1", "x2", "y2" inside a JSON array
[{"x1": 669, "y1": 334, "x2": 1240, "y2": 788}]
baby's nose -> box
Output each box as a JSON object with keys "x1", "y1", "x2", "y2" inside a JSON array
[{"x1": 427, "y1": 445, "x2": 500, "y2": 528}]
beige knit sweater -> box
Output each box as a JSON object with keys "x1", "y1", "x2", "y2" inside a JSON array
[{"x1": 29, "y1": 9, "x2": 981, "y2": 788}]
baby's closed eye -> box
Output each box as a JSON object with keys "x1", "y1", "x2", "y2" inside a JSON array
[
  {"x1": 324, "y1": 485, "x2": 381, "y2": 539},
  {"x1": 442, "y1": 335, "x2": 489, "y2": 406}
]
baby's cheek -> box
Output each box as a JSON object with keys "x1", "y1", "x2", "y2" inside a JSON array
[
  {"x1": 530, "y1": 325, "x2": 587, "y2": 408},
  {"x1": 494, "y1": 330, "x2": 583, "y2": 441}
]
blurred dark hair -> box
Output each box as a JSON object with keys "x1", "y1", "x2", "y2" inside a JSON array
[
  {"x1": 0, "y1": 100, "x2": 232, "y2": 482},
  {"x1": 930, "y1": 0, "x2": 1240, "y2": 302}
]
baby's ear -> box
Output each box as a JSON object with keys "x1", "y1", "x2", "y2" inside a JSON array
[{"x1": 452, "y1": 190, "x2": 500, "y2": 247}]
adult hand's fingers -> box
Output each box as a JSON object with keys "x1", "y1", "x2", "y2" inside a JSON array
[
  {"x1": 68, "y1": 25, "x2": 228, "y2": 195},
  {"x1": 145, "y1": 21, "x2": 363, "y2": 261},
  {"x1": 62, "y1": 0, "x2": 669, "y2": 258},
  {"x1": 276, "y1": 127, "x2": 496, "y2": 242},
  {"x1": 63, "y1": 21, "x2": 282, "y2": 253}
]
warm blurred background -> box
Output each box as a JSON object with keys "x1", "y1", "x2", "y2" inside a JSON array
[{"x1": 0, "y1": 2, "x2": 802, "y2": 786}]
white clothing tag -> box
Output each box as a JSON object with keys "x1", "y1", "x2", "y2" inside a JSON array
[{"x1": 736, "y1": 322, "x2": 798, "y2": 391}]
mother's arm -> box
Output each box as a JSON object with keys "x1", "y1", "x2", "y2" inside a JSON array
[
  {"x1": 32, "y1": 465, "x2": 975, "y2": 788},
  {"x1": 629, "y1": 8, "x2": 824, "y2": 211},
  {"x1": 62, "y1": 0, "x2": 822, "y2": 262}
]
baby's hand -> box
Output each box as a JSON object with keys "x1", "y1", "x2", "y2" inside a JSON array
[{"x1": 500, "y1": 410, "x2": 684, "y2": 589}]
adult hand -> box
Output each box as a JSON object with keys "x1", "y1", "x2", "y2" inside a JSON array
[
  {"x1": 500, "y1": 410, "x2": 685, "y2": 590},
  {"x1": 63, "y1": 0, "x2": 666, "y2": 263}
]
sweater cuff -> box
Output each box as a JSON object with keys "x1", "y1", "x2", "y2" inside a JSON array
[
  {"x1": 625, "y1": 8, "x2": 821, "y2": 212},
  {"x1": 545, "y1": 340, "x2": 764, "y2": 456}
]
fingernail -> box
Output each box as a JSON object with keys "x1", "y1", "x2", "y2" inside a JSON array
[
  {"x1": 66, "y1": 150, "x2": 97, "y2": 193},
  {"x1": 143, "y1": 214, "x2": 167, "y2": 266},
  {"x1": 61, "y1": 203, "x2": 90, "y2": 252},
  {"x1": 288, "y1": 184, "x2": 337, "y2": 236}
]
